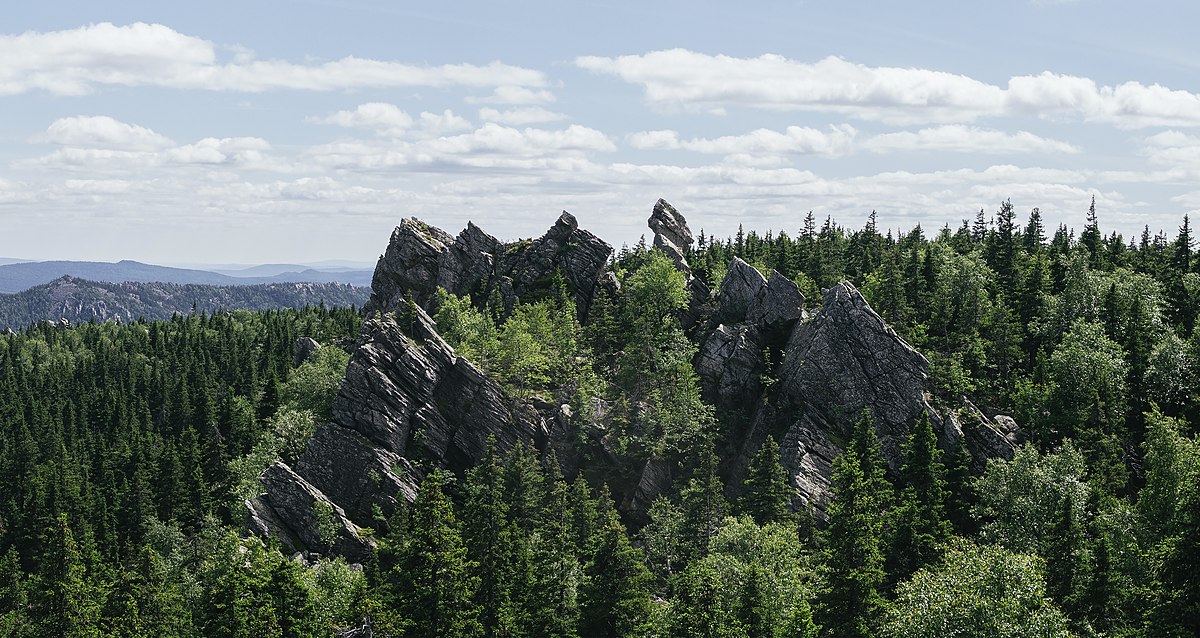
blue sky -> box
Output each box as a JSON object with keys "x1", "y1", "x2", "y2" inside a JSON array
[{"x1": 2, "y1": 0, "x2": 1199, "y2": 263}]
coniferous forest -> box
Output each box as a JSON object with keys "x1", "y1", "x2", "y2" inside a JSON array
[{"x1": 2, "y1": 199, "x2": 1200, "y2": 637}]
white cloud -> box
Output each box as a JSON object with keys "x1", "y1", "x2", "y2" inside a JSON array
[
  {"x1": 629, "y1": 124, "x2": 858, "y2": 157},
  {"x1": 0, "y1": 22, "x2": 546, "y2": 95},
  {"x1": 418, "y1": 110, "x2": 473, "y2": 135},
  {"x1": 42, "y1": 115, "x2": 174, "y2": 151},
  {"x1": 863, "y1": 125, "x2": 1080, "y2": 154},
  {"x1": 629, "y1": 124, "x2": 1075, "y2": 157},
  {"x1": 478, "y1": 106, "x2": 568, "y2": 125},
  {"x1": 168, "y1": 137, "x2": 271, "y2": 165},
  {"x1": 577, "y1": 49, "x2": 1200, "y2": 127},
  {"x1": 1142, "y1": 130, "x2": 1200, "y2": 169},
  {"x1": 310, "y1": 103, "x2": 414, "y2": 136},
  {"x1": 465, "y1": 85, "x2": 556, "y2": 105},
  {"x1": 427, "y1": 123, "x2": 615, "y2": 156}
]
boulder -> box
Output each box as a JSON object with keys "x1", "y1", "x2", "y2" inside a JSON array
[
  {"x1": 246, "y1": 462, "x2": 374, "y2": 563},
  {"x1": 292, "y1": 336, "x2": 321, "y2": 367}
]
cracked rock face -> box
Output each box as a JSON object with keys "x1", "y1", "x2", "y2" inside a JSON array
[
  {"x1": 367, "y1": 212, "x2": 612, "y2": 319},
  {"x1": 648, "y1": 198, "x2": 711, "y2": 329},
  {"x1": 648, "y1": 198, "x2": 694, "y2": 272},
  {"x1": 246, "y1": 462, "x2": 375, "y2": 563}
]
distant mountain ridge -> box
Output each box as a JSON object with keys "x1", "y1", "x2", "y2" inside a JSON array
[
  {"x1": 0, "y1": 276, "x2": 370, "y2": 330},
  {"x1": 0, "y1": 259, "x2": 373, "y2": 293}
]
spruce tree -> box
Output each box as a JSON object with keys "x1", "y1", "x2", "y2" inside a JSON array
[
  {"x1": 679, "y1": 441, "x2": 727, "y2": 562},
  {"x1": 32, "y1": 514, "x2": 101, "y2": 638},
  {"x1": 268, "y1": 558, "x2": 319, "y2": 638},
  {"x1": 463, "y1": 443, "x2": 517, "y2": 637},
  {"x1": 886, "y1": 412, "x2": 951, "y2": 585},
  {"x1": 739, "y1": 436, "x2": 793, "y2": 525},
  {"x1": 388, "y1": 470, "x2": 481, "y2": 638},
  {"x1": 817, "y1": 415, "x2": 886, "y2": 638},
  {"x1": 579, "y1": 509, "x2": 652, "y2": 638},
  {"x1": 0, "y1": 547, "x2": 33, "y2": 638}
]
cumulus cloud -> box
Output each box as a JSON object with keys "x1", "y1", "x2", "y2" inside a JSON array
[
  {"x1": 418, "y1": 110, "x2": 474, "y2": 135},
  {"x1": 310, "y1": 104, "x2": 472, "y2": 137},
  {"x1": 862, "y1": 125, "x2": 1080, "y2": 154},
  {"x1": 1141, "y1": 130, "x2": 1200, "y2": 169},
  {"x1": 310, "y1": 103, "x2": 414, "y2": 136},
  {"x1": 465, "y1": 85, "x2": 557, "y2": 105},
  {"x1": 42, "y1": 115, "x2": 174, "y2": 151},
  {"x1": 478, "y1": 107, "x2": 568, "y2": 125},
  {"x1": 0, "y1": 22, "x2": 546, "y2": 95},
  {"x1": 577, "y1": 49, "x2": 1200, "y2": 127},
  {"x1": 629, "y1": 125, "x2": 858, "y2": 157}
]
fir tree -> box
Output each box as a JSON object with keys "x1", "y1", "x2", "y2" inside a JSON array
[
  {"x1": 387, "y1": 470, "x2": 481, "y2": 638},
  {"x1": 739, "y1": 436, "x2": 793, "y2": 525},
  {"x1": 818, "y1": 414, "x2": 886, "y2": 638},
  {"x1": 579, "y1": 509, "x2": 652, "y2": 638}
]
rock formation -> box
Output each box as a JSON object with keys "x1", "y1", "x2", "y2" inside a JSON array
[
  {"x1": 248, "y1": 213, "x2": 606, "y2": 557},
  {"x1": 367, "y1": 211, "x2": 612, "y2": 319},
  {"x1": 250, "y1": 199, "x2": 1020, "y2": 556},
  {"x1": 648, "y1": 199, "x2": 711, "y2": 329}
]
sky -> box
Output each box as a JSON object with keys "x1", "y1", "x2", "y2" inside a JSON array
[{"x1": 1, "y1": 0, "x2": 1199, "y2": 265}]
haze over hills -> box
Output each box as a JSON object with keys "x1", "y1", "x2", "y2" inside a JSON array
[
  {"x1": 0, "y1": 259, "x2": 374, "y2": 293},
  {"x1": 0, "y1": 275, "x2": 370, "y2": 330}
]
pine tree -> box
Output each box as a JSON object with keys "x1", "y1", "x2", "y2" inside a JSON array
[
  {"x1": 32, "y1": 514, "x2": 101, "y2": 638},
  {"x1": 817, "y1": 415, "x2": 886, "y2": 638},
  {"x1": 387, "y1": 470, "x2": 481, "y2": 638},
  {"x1": 579, "y1": 509, "x2": 652, "y2": 638},
  {"x1": 886, "y1": 413, "x2": 951, "y2": 586},
  {"x1": 739, "y1": 436, "x2": 793, "y2": 525}
]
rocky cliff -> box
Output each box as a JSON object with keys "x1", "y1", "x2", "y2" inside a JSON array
[
  {"x1": 248, "y1": 200, "x2": 1019, "y2": 556},
  {"x1": 248, "y1": 213, "x2": 608, "y2": 558}
]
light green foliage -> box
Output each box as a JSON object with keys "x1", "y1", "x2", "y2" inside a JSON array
[
  {"x1": 624, "y1": 251, "x2": 689, "y2": 331},
  {"x1": 1047, "y1": 321, "x2": 1129, "y2": 435},
  {"x1": 1145, "y1": 333, "x2": 1198, "y2": 415},
  {"x1": 432, "y1": 288, "x2": 500, "y2": 367},
  {"x1": 641, "y1": 496, "x2": 683, "y2": 581},
  {"x1": 270, "y1": 406, "x2": 318, "y2": 464},
  {"x1": 884, "y1": 541, "x2": 1073, "y2": 638},
  {"x1": 311, "y1": 499, "x2": 340, "y2": 547},
  {"x1": 974, "y1": 443, "x2": 1089, "y2": 555},
  {"x1": 607, "y1": 249, "x2": 716, "y2": 458},
  {"x1": 305, "y1": 558, "x2": 367, "y2": 633},
  {"x1": 1138, "y1": 408, "x2": 1200, "y2": 543},
  {"x1": 228, "y1": 434, "x2": 283, "y2": 508},
  {"x1": 281, "y1": 345, "x2": 350, "y2": 421}
]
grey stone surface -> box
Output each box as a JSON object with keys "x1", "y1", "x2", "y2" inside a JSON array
[
  {"x1": 292, "y1": 336, "x2": 321, "y2": 367},
  {"x1": 366, "y1": 212, "x2": 612, "y2": 320},
  {"x1": 246, "y1": 462, "x2": 374, "y2": 563}
]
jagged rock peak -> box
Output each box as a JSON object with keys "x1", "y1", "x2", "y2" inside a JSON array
[
  {"x1": 648, "y1": 198, "x2": 694, "y2": 271},
  {"x1": 366, "y1": 211, "x2": 612, "y2": 319},
  {"x1": 713, "y1": 258, "x2": 805, "y2": 330},
  {"x1": 716, "y1": 258, "x2": 767, "y2": 323}
]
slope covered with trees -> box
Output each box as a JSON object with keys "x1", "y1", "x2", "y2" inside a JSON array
[
  {"x1": 0, "y1": 275, "x2": 369, "y2": 330},
  {"x1": 1, "y1": 199, "x2": 1198, "y2": 637}
]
